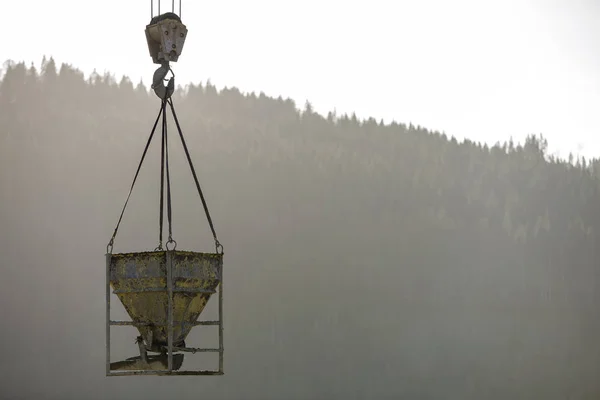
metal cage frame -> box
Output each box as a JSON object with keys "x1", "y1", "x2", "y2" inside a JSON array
[{"x1": 105, "y1": 251, "x2": 224, "y2": 376}]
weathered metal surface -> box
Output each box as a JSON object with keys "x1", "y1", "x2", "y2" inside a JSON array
[
  {"x1": 106, "y1": 254, "x2": 111, "y2": 376},
  {"x1": 172, "y1": 347, "x2": 220, "y2": 353},
  {"x1": 108, "y1": 370, "x2": 223, "y2": 376},
  {"x1": 145, "y1": 13, "x2": 188, "y2": 64},
  {"x1": 110, "y1": 354, "x2": 184, "y2": 371},
  {"x1": 109, "y1": 250, "x2": 222, "y2": 348},
  {"x1": 218, "y1": 266, "x2": 224, "y2": 372},
  {"x1": 109, "y1": 320, "x2": 219, "y2": 326},
  {"x1": 167, "y1": 251, "x2": 174, "y2": 371}
]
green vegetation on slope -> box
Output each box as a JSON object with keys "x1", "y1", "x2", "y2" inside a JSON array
[{"x1": 0, "y1": 58, "x2": 599, "y2": 400}]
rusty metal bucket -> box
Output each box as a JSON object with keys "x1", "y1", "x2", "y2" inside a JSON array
[{"x1": 109, "y1": 250, "x2": 222, "y2": 348}]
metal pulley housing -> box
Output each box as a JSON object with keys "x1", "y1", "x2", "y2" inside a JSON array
[{"x1": 145, "y1": 12, "x2": 188, "y2": 64}]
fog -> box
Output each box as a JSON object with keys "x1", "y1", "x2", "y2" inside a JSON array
[{"x1": 0, "y1": 60, "x2": 599, "y2": 399}]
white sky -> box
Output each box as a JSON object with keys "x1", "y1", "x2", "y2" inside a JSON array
[{"x1": 3, "y1": 0, "x2": 600, "y2": 158}]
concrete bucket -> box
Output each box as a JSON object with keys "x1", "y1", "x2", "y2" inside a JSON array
[{"x1": 109, "y1": 250, "x2": 222, "y2": 349}]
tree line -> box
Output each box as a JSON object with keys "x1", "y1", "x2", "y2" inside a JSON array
[{"x1": 0, "y1": 57, "x2": 599, "y2": 399}]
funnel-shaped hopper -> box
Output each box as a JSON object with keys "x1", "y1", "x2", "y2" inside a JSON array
[{"x1": 109, "y1": 250, "x2": 222, "y2": 348}]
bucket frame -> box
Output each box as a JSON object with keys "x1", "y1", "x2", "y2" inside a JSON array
[{"x1": 105, "y1": 251, "x2": 224, "y2": 376}]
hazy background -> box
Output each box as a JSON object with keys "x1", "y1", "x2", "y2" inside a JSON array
[
  {"x1": 4, "y1": 0, "x2": 600, "y2": 158},
  {"x1": 1, "y1": 0, "x2": 600, "y2": 399}
]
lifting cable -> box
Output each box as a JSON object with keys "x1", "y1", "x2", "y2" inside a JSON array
[
  {"x1": 157, "y1": 98, "x2": 175, "y2": 251},
  {"x1": 151, "y1": 0, "x2": 182, "y2": 19},
  {"x1": 158, "y1": 99, "x2": 166, "y2": 249},
  {"x1": 168, "y1": 98, "x2": 223, "y2": 254},
  {"x1": 107, "y1": 103, "x2": 163, "y2": 254},
  {"x1": 107, "y1": 2, "x2": 220, "y2": 255},
  {"x1": 106, "y1": 97, "x2": 222, "y2": 255}
]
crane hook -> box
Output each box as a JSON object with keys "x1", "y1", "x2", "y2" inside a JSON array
[{"x1": 151, "y1": 62, "x2": 175, "y2": 99}]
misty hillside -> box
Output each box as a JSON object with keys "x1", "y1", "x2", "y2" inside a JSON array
[{"x1": 0, "y1": 58, "x2": 599, "y2": 400}]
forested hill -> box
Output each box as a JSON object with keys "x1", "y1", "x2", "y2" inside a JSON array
[{"x1": 1, "y1": 58, "x2": 599, "y2": 399}]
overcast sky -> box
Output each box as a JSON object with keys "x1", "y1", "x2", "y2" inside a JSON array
[{"x1": 4, "y1": 0, "x2": 599, "y2": 158}]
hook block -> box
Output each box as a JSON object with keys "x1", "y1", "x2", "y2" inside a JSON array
[{"x1": 145, "y1": 12, "x2": 188, "y2": 64}]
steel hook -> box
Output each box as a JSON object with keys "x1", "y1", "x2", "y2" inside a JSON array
[{"x1": 152, "y1": 62, "x2": 175, "y2": 99}]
